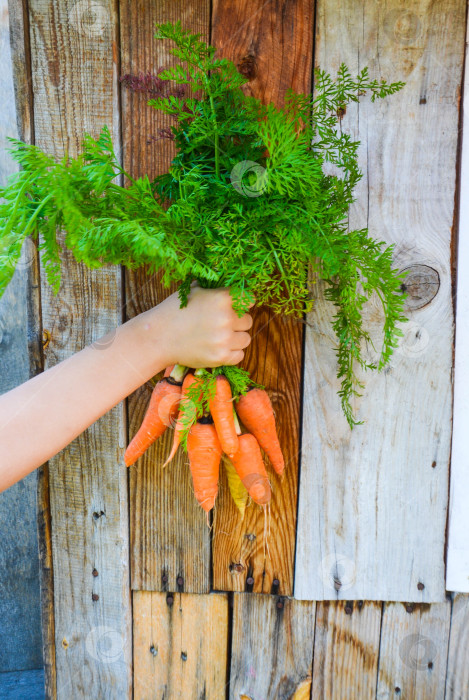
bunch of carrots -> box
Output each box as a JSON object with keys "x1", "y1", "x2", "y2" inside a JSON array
[{"x1": 124, "y1": 363, "x2": 285, "y2": 521}]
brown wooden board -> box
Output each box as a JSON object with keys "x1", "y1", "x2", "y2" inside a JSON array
[
  {"x1": 211, "y1": 0, "x2": 313, "y2": 595},
  {"x1": 133, "y1": 591, "x2": 229, "y2": 699},
  {"x1": 311, "y1": 601, "x2": 382, "y2": 699},
  {"x1": 229, "y1": 593, "x2": 315, "y2": 699},
  {"x1": 377, "y1": 601, "x2": 451, "y2": 699},
  {"x1": 119, "y1": 0, "x2": 212, "y2": 594},
  {"x1": 28, "y1": 0, "x2": 131, "y2": 696}
]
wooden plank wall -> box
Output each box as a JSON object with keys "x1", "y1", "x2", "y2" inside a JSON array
[
  {"x1": 294, "y1": 0, "x2": 467, "y2": 602},
  {"x1": 5, "y1": 0, "x2": 469, "y2": 697},
  {"x1": 447, "y1": 11, "x2": 469, "y2": 593},
  {"x1": 24, "y1": 0, "x2": 132, "y2": 697},
  {"x1": 0, "y1": 0, "x2": 43, "y2": 684}
]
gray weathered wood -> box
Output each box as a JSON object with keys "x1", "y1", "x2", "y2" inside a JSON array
[
  {"x1": 27, "y1": 0, "x2": 131, "y2": 696},
  {"x1": 294, "y1": 0, "x2": 466, "y2": 602},
  {"x1": 445, "y1": 594, "x2": 469, "y2": 699},
  {"x1": 229, "y1": 594, "x2": 315, "y2": 699},
  {"x1": 0, "y1": 669, "x2": 45, "y2": 699},
  {"x1": 312, "y1": 601, "x2": 381, "y2": 699},
  {"x1": 377, "y1": 601, "x2": 451, "y2": 699},
  {"x1": 446, "y1": 14, "x2": 469, "y2": 594},
  {"x1": 0, "y1": 0, "x2": 43, "y2": 675}
]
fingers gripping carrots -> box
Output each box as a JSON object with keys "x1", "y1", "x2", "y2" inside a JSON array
[{"x1": 125, "y1": 363, "x2": 285, "y2": 520}]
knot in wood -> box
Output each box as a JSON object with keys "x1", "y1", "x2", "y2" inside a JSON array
[
  {"x1": 400, "y1": 265, "x2": 440, "y2": 310},
  {"x1": 237, "y1": 54, "x2": 257, "y2": 80}
]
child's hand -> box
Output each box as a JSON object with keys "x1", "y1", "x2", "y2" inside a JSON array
[{"x1": 139, "y1": 283, "x2": 254, "y2": 369}]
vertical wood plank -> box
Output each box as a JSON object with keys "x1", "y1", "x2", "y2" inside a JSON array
[
  {"x1": 28, "y1": 0, "x2": 131, "y2": 696},
  {"x1": 312, "y1": 601, "x2": 382, "y2": 700},
  {"x1": 446, "y1": 10, "x2": 469, "y2": 593},
  {"x1": 295, "y1": 0, "x2": 466, "y2": 602},
  {"x1": 445, "y1": 594, "x2": 469, "y2": 699},
  {"x1": 0, "y1": 0, "x2": 43, "y2": 677},
  {"x1": 211, "y1": 0, "x2": 313, "y2": 595},
  {"x1": 6, "y1": 0, "x2": 54, "y2": 694},
  {"x1": 377, "y1": 601, "x2": 451, "y2": 699},
  {"x1": 229, "y1": 593, "x2": 315, "y2": 700},
  {"x1": 118, "y1": 0, "x2": 212, "y2": 594},
  {"x1": 133, "y1": 591, "x2": 229, "y2": 699}
]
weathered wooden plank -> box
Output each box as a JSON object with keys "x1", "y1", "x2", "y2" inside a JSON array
[
  {"x1": 133, "y1": 591, "x2": 229, "y2": 699},
  {"x1": 294, "y1": 0, "x2": 466, "y2": 602},
  {"x1": 446, "y1": 14, "x2": 469, "y2": 594},
  {"x1": 0, "y1": 0, "x2": 43, "y2": 676},
  {"x1": 445, "y1": 594, "x2": 469, "y2": 699},
  {"x1": 312, "y1": 601, "x2": 381, "y2": 700},
  {"x1": 211, "y1": 0, "x2": 313, "y2": 595},
  {"x1": 229, "y1": 593, "x2": 315, "y2": 699},
  {"x1": 377, "y1": 601, "x2": 451, "y2": 699},
  {"x1": 27, "y1": 0, "x2": 131, "y2": 696},
  {"x1": 119, "y1": 0, "x2": 212, "y2": 594},
  {"x1": 0, "y1": 669, "x2": 45, "y2": 699}
]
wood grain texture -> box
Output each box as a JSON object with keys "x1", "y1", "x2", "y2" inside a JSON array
[
  {"x1": 446, "y1": 12, "x2": 469, "y2": 594},
  {"x1": 445, "y1": 594, "x2": 469, "y2": 699},
  {"x1": 0, "y1": 0, "x2": 44, "y2": 678},
  {"x1": 294, "y1": 0, "x2": 466, "y2": 602},
  {"x1": 377, "y1": 601, "x2": 451, "y2": 699},
  {"x1": 229, "y1": 593, "x2": 315, "y2": 700},
  {"x1": 118, "y1": 0, "x2": 212, "y2": 594},
  {"x1": 312, "y1": 601, "x2": 381, "y2": 700},
  {"x1": 211, "y1": 0, "x2": 313, "y2": 595},
  {"x1": 28, "y1": 0, "x2": 131, "y2": 696},
  {"x1": 133, "y1": 591, "x2": 229, "y2": 699}
]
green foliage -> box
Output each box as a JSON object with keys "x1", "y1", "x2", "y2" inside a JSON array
[
  {"x1": 0, "y1": 20, "x2": 407, "y2": 426},
  {"x1": 178, "y1": 366, "x2": 264, "y2": 450}
]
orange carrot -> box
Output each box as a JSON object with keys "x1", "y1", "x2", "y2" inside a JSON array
[
  {"x1": 187, "y1": 419, "x2": 222, "y2": 512},
  {"x1": 209, "y1": 375, "x2": 239, "y2": 457},
  {"x1": 163, "y1": 372, "x2": 203, "y2": 468},
  {"x1": 235, "y1": 388, "x2": 285, "y2": 476},
  {"x1": 229, "y1": 433, "x2": 271, "y2": 505},
  {"x1": 125, "y1": 375, "x2": 183, "y2": 467}
]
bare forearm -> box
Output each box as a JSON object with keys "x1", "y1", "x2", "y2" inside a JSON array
[{"x1": 0, "y1": 308, "x2": 169, "y2": 490}]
